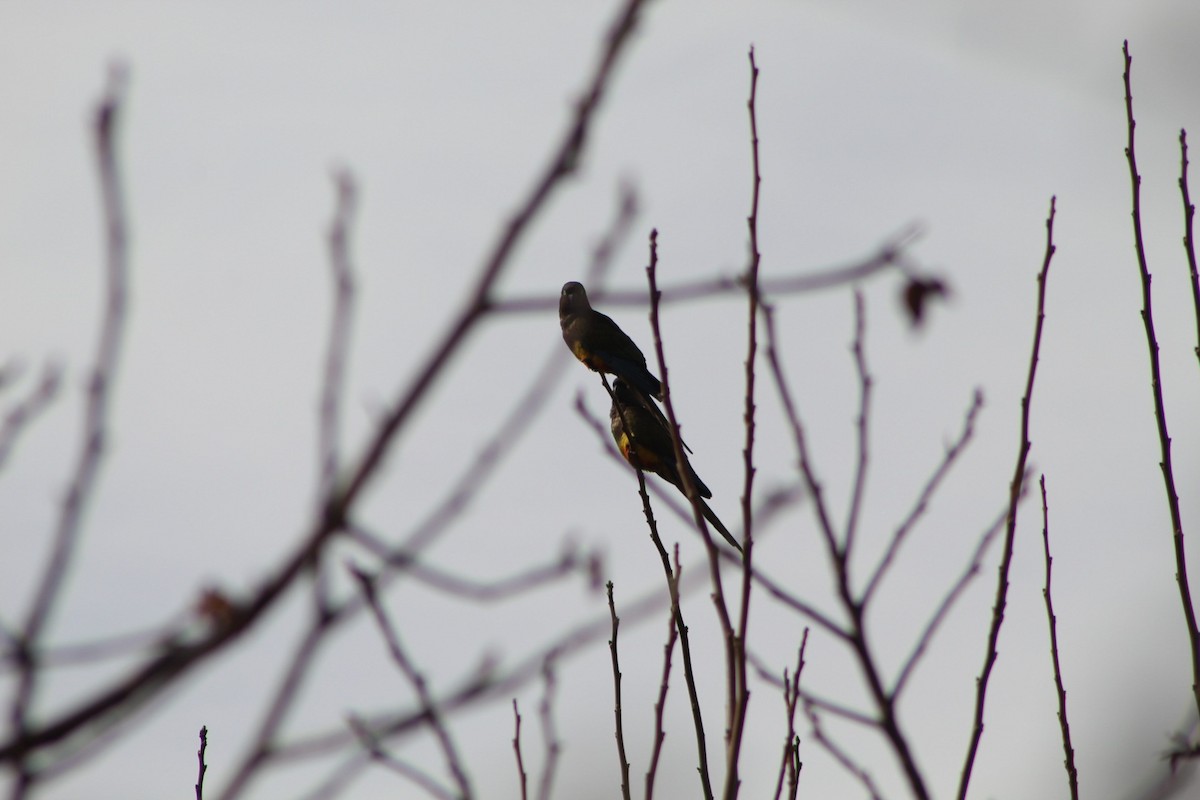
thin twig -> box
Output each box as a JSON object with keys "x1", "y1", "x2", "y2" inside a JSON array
[
  {"x1": 892, "y1": 504, "x2": 1011, "y2": 697},
  {"x1": 512, "y1": 700, "x2": 528, "y2": 800},
  {"x1": 1122, "y1": 41, "x2": 1200, "y2": 722},
  {"x1": 535, "y1": 657, "x2": 561, "y2": 800},
  {"x1": 349, "y1": 525, "x2": 596, "y2": 601},
  {"x1": 1182, "y1": 129, "x2": 1200, "y2": 367},
  {"x1": 843, "y1": 291, "x2": 871, "y2": 559},
  {"x1": 0, "y1": 363, "x2": 62, "y2": 472},
  {"x1": 316, "y1": 169, "x2": 357, "y2": 501},
  {"x1": 219, "y1": 602, "x2": 333, "y2": 800},
  {"x1": 645, "y1": 230, "x2": 728, "y2": 800},
  {"x1": 1039, "y1": 476, "x2": 1080, "y2": 800},
  {"x1": 491, "y1": 223, "x2": 928, "y2": 313},
  {"x1": 862, "y1": 390, "x2": 984, "y2": 606},
  {"x1": 956, "y1": 195, "x2": 1057, "y2": 800},
  {"x1": 346, "y1": 716, "x2": 457, "y2": 800},
  {"x1": 645, "y1": 554, "x2": 679, "y2": 800},
  {"x1": 801, "y1": 699, "x2": 882, "y2": 800},
  {"x1": 7, "y1": 67, "x2": 130, "y2": 795},
  {"x1": 607, "y1": 582, "x2": 633, "y2": 800},
  {"x1": 351, "y1": 566, "x2": 473, "y2": 800},
  {"x1": 196, "y1": 726, "x2": 208, "y2": 800},
  {"x1": 772, "y1": 631, "x2": 807, "y2": 800},
  {"x1": 630, "y1": 432, "x2": 715, "y2": 800},
  {"x1": 726, "y1": 46, "x2": 762, "y2": 800}
]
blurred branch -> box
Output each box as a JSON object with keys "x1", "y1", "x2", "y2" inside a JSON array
[
  {"x1": 1039, "y1": 476, "x2": 1080, "y2": 800},
  {"x1": 0, "y1": 0, "x2": 652, "y2": 769},
  {"x1": 317, "y1": 169, "x2": 358, "y2": 500},
  {"x1": 535, "y1": 658, "x2": 561, "y2": 800},
  {"x1": 348, "y1": 525, "x2": 599, "y2": 601},
  {"x1": 346, "y1": 716, "x2": 457, "y2": 800},
  {"x1": 862, "y1": 389, "x2": 984, "y2": 606},
  {"x1": 1122, "y1": 41, "x2": 1200, "y2": 721},
  {"x1": 491, "y1": 223, "x2": 929, "y2": 313},
  {"x1": 957, "y1": 195, "x2": 1057, "y2": 800},
  {"x1": 843, "y1": 291, "x2": 872, "y2": 560},
  {"x1": 801, "y1": 699, "x2": 882, "y2": 800},
  {"x1": 6, "y1": 66, "x2": 130, "y2": 794},
  {"x1": 0, "y1": 363, "x2": 62, "y2": 472},
  {"x1": 892, "y1": 504, "x2": 1010, "y2": 698},
  {"x1": 351, "y1": 566, "x2": 473, "y2": 800}
]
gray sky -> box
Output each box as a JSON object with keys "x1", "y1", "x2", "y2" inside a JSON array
[{"x1": 2, "y1": 1, "x2": 1199, "y2": 798}]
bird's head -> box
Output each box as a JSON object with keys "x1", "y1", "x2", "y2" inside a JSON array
[{"x1": 559, "y1": 281, "x2": 590, "y2": 320}]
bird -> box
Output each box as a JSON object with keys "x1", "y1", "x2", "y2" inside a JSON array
[
  {"x1": 559, "y1": 281, "x2": 663, "y2": 401},
  {"x1": 608, "y1": 378, "x2": 742, "y2": 552}
]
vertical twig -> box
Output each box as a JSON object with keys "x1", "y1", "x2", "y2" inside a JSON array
[
  {"x1": 645, "y1": 552, "x2": 679, "y2": 800},
  {"x1": 957, "y1": 195, "x2": 1057, "y2": 800},
  {"x1": 1122, "y1": 41, "x2": 1200, "y2": 721},
  {"x1": 535, "y1": 658, "x2": 562, "y2": 800},
  {"x1": 512, "y1": 700, "x2": 529, "y2": 800},
  {"x1": 628, "y1": 424, "x2": 714, "y2": 800},
  {"x1": 726, "y1": 46, "x2": 762, "y2": 800},
  {"x1": 1039, "y1": 476, "x2": 1080, "y2": 800},
  {"x1": 772, "y1": 630, "x2": 807, "y2": 800},
  {"x1": 844, "y1": 290, "x2": 872, "y2": 557},
  {"x1": 8, "y1": 66, "x2": 131, "y2": 795},
  {"x1": 643, "y1": 233, "x2": 721, "y2": 800},
  {"x1": 607, "y1": 582, "x2": 633, "y2": 800},
  {"x1": 317, "y1": 170, "x2": 358, "y2": 501},
  {"x1": 196, "y1": 726, "x2": 209, "y2": 800},
  {"x1": 1180, "y1": 130, "x2": 1200, "y2": 368}
]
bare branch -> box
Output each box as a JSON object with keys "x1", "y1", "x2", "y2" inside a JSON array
[
  {"x1": 727, "y1": 46, "x2": 763, "y2": 799},
  {"x1": 1181, "y1": 129, "x2": 1200, "y2": 367},
  {"x1": 351, "y1": 566, "x2": 473, "y2": 800},
  {"x1": 512, "y1": 700, "x2": 528, "y2": 800},
  {"x1": 606, "y1": 583, "x2": 633, "y2": 800},
  {"x1": 957, "y1": 195, "x2": 1057, "y2": 799},
  {"x1": 1039, "y1": 476, "x2": 1080, "y2": 800},
  {"x1": 772, "y1": 632, "x2": 807, "y2": 800},
  {"x1": 491, "y1": 224, "x2": 929, "y2": 314},
  {"x1": 195, "y1": 726, "x2": 208, "y2": 800},
  {"x1": 892, "y1": 504, "x2": 1010, "y2": 697},
  {"x1": 801, "y1": 699, "x2": 883, "y2": 800},
  {"x1": 0, "y1": 363, "x2": 62, "y2": 472},
  {"x1": 862, "y1": 390, "x2": 984, "y2": 606},
  {"x1": 316, "y1": 169, "x2": 358, "y2": 500},
  {"x1": 346, "y1": 717, "x2": 458, "y2": 800},
  {"x1": 7, "y1": 66, "x2": 131, "y2": 793},
  {"x1": 535, "y1": 658, "x2": 561, "y2": 800},
  {"x1": 0, "y1": 1, "x2": 651, "y2": 764},
  {"x1": 645, "y1": 565, "x2": 678, "y2": 800}
]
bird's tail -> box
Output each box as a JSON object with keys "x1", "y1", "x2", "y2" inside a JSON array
[{"x1": 699, "y1": 499, "x2": 742, "y2": 553}]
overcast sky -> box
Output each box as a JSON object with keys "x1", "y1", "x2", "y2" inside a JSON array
[{"x1": 2, "y1": 1, "x2": 1200, "y2": 798}]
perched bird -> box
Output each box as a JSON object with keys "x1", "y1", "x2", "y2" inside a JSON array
[
  {"x1": 609, "y1": 378, "x2": 742, "y2": 552},
  {"x1": 559, "y1": 281, "x2": 663, "y2": 401}
]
